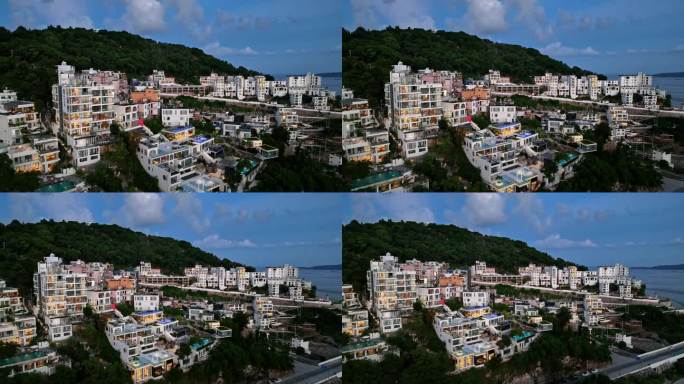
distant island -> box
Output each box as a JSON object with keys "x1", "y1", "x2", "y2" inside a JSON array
[
  {"x1": 632, "y1": 264, "x2": 684, "y2": 270},
  {"x1": 319, "y1": 72, "x2": 342, "y2": 77},
  {"x1": 301, "y1": 264, "x2": 342, "y2": 270},
  {"x1": 653, "y1": 72, "x2": 684, "y2": 78}
]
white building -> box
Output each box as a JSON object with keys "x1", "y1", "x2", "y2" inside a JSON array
[
  {"x1": 462, "y1": 291, "x2": 489, "y2": 307},
  {"x1": 134, "y1": 294, "x2": 160, "y2": 312},
  {"x1": 87, "y1": 291, "x2": 113, "y2": 314},
  {"x1": 489, "y1": 105, "x2": 517, "y2": 124},
  {"x1": 161, "y1": 108, "x2": 191, "y2": 127},
  {"x1": 367, "y1": 253, "x2": 418, "y2": 334},
  {"x1": 52, "y1": 62, "x2": 115, "y2": 167},
  {"x1": 33, "y1": 254, "x2": 90, "y2": 341}
]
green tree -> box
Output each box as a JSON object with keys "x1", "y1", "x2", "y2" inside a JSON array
[{"x1": 0, "y1": 154, "x2": 41, "y2": 192}]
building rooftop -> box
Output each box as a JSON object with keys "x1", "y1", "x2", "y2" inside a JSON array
[
  {"x1": 512, "y1": 331, "x2": 535, "y2": 342},
  {"x1": 340, "y1": 338, "x2": 384, "y2": 353},
  {"x1": 128, "y1": 349, "x2": 174, "y2": 369},
  {"x1": 351, "y1": 171, "x2": 403, "y2": 190},
  {"x1": 190, "y1": 135, "x2": 211, "y2": 145},
  {"x1": 190, "y1": 337, "x2": 213, "y2": 351},
  {"x1": 164, "y1": 126, "x2": 194, "y2": 134},
  {"x1": 0, "y1": 349, "x2": 53, "y2": 367},
  {"x1": 134, "y1": 310, "x2": 162, "y2": 316}
]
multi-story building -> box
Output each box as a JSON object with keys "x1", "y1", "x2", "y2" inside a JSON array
[
  {"x1": 253, "y1": 295, "x2": 273, "y2": 329},
  {"x1": 1, "y1": 97, "x2": 58, "y2": 174},
  {"x1": 87, "y1": 291, "x2": 113, "y2": 314},
  {"x1": 0, "y1": 280, "x2": 22, "y2": 321},
  {"x1": 462, "y1": 128, "x2": 541, "y2": 192},
  {"x1": 0, "y1": 347, "x2": 61, "y2": 377},
  {"x1": 33, "y1": 254, "x2": 90, "y2": 341},
  {"x1": 583, "y1": 295, "x2": 604, "y2": 326},
  {"x1": 367, "y1": 253, "x2": 417, "y2": 333},
  {"x1": 619, "y1": 73, "x2": 653, "y2": 95},
  {"x1": 433, "y1": 310, "x2": 501, "y2": 371},
  {"x1": 52, "y1": 61, "x2": 115, "y2": 167},
  {"x1": 342, "y1": 309, "x2": 369, "y2": 337},
  {"x1": 161, "y1": 108, "x2": 191, "y2": 127},
  {"x1": 342, "y1": 284, "x2": 361, "y2": 308},
  {"x1": 105, "y1": 317, "x2": 157, "y2": 362},
  {"x1": 266, "y1": 265, "x2": 298, "y2": 283},
  {"x1": 133, "y1": 294, "x2": 160, "y2": 312},
  {"x1": 462, "y1": 291, "x2": 489, "y2": 307},
  {"x1": 489, "y1": 105, "x2": 517, "y2": 124}
]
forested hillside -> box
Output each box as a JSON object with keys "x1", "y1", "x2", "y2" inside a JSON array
[
  {"x1": 343, "y1": 220, "x2": 582, "y2": 292},
  {"x1": 342, "y1": 27, "x2": 600, "y2": 107},
  {"x1": 0, "y1": 220, "x2": 247, "y2": 295},
  {"x1": 0, "y1": 26, "x2": 266, "y2": 110}
]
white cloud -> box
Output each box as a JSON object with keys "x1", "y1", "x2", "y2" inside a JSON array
[
  {"x1": 203, "y1": 42, "x2": 259, "y2": 57},
  {"x1": 193, "y1": 234, "x2": 256, "y2": 249},
  {"x1": 172, "y1": 194, "x2": 210, "y2": 234},
  {"x1": 461, "y1": 0, "x2": 507, "y2": 35},
  {"x1": 557, "y1": 11, "x2": 616, "y2": 31},
  {"x1": 120, "y1": 194, "x2": 166, "y2": 226},
  {"x1": 10, "y1": 194, "x2": 94, "y2": 223},
  {"x1": 121, "y1": 0, "x2": 166, "y2": 33},
  {"x1": 513, "y1": 195, "x2": 551, "y2": 233},
  {"x1": 167, "y1": 0, "x2": 212, "y2": 41},
  {"x1": 671, "y1": 237, "x2": 684, "y2": 244},
  {"x1": 541, "y1": 42, "x2": 599, "y2": 56},
  {"x1": 462, "y1": 194, "x2": 507, "y2": 226},
  {"x1": 9, "y1": 0, "x2": 93, "y2": 29},
  {"x1": 508, "y1": 0, "x2": 553, "y2": 41},
  {"x1": 535, "y1": 234, "x2": 597, "y2": 249}
]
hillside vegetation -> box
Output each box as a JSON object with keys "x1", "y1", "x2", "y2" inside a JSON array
[
  {"x1": 342, "y1": 27, "x2": 599, "y2": 107},
  {"x1": 342, "y1": 220, "x2": 581, "y2": 292},
  {"x1": 0, "y1": 220, "x2": 247, "y2": 295},
  {"x1": 0, "y1": 26, "x2": 266, "y2": 110}
]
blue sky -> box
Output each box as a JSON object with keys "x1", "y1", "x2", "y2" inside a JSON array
[
  {"x1": 344, "y1": 0, "x2": 684, "y2": 75},
  {"x1": 2, "y1": 0, "x2": 341, "y2": 74},
  {"x1": 344, "y1": 194, "x2": 684, "y2": 268},
  {"x1": 0, "y1": 193, "x2": 341, "y2": 268}
]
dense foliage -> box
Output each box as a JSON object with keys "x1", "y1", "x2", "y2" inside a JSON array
[
  {"x1": 288, "y1": 307, "x2": 344, "y2": 344},
  {"x1": 0, "y1": 154, "x2": 40, "y2": 191},
  {"x1": 343, "y1": 220, "x2": 580, "y2": 292},
  {"x1": 413, "y1": 124, "x2": 488, "y2": 191},
  {"x1": 0, "y1": 26, "x2": 266, "y2": 110},
  {"x1": 166, "y1": 335, "x2": 292, "y2": 383},
  {"x1": 343, "y1": 27, "x2": 598, "y2": 107},
  {"x1": 344, "y1": 303, "x2": 610, "y2": 384},
  {"x1": 556, "y1": 143, "x2": 662, "y2": 191},
  {"x1": 251, "y1": 151, "x2": 348, "y2": 191},
  {"x1": 620, "y1": 305, "x2": 684, "y2": 344},
  {"x1": 0, "y1": 220, "x2": 245, "y2": 295},
  {"x1": 3, "y1": 311, "x2": 132, "y2": 384},
  {"x1": 652, "y1": 117, "x2": 684, "y2": 146}
]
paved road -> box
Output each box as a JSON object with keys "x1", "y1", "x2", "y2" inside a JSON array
[
  {"x1": 277, "y1": 359, "x2": 342, "y2": 384},
  {"x1": 599, "y1": 344, "x2": 684, "y2": 379}
]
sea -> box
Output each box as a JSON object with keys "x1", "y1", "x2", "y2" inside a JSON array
[
  {"x1": 299, "y1": 268, "x2": 342, "y2": 300},
  {"x1": 653, "y1": 77, "x2": 684, "y2": 108},
  {"x1": 629, "y1": 269, "x2": 684, "y2": 309},
  {"x1": 321, "y1": 74, "x2": 342, "y2": 95}
]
